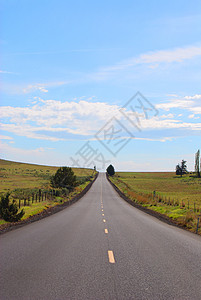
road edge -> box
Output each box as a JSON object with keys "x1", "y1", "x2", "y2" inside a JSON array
[{"x1": 0, "y1": 172, "x2": 99, "y2": 235}]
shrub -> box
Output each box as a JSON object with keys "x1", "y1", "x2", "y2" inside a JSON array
[
  {"x1": 61, "y1": 188, "x2": 69, "y2": 196},
  {"x1": 0, "y1": 193, "x2": 25, "y2": 222},
  {"x1": 50, "y1": 167, "x2": 77, "y2": 189}
]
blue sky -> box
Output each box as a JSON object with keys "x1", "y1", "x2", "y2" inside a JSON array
[{"x1": 0, "y1": 0, "x2": 201, "y2": 171}]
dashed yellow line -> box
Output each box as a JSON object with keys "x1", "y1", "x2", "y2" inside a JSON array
[
  {"x1": 102, "y1": 213, "x2": 104, "y2": 216},
  {"x1": 108, "y1": 250, "x2": 115, "y2": 263},
  {"x1": 103, "y1": 219, "x2": 106, "y2": 223},
  {"x1": 105, "y1": 228, "x2": 108, "y2": 234}
]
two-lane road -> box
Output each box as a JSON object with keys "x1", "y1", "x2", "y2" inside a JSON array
[{"x1": 1, "y1": 173, "x2": 201, "y2": 299}]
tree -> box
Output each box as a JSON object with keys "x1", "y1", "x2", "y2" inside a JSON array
[
  {"x1": 50, "y1": 167, "x2": 77, "y2": 189},
  {"x1": 175, "y1": 160, "x2": 187, "y2": 177},
  {"x1": 106, "y1": 164, "x2": 115, "y2": 176},
  {"x1": 0, "y1": 193, "x2": 24, "y2": 222},
  {"x1": 195, "y1": 149, "x2": 200, "y2": 178},
  {"x1": 176, "y1": 164, "x2": 182, "y2": 176}
]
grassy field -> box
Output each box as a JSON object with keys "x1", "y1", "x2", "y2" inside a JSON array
[
  {"x1": 110, "y1": 172, "x2": 201, "y2": 234},
  {"x1": 0, "y1": 159, "x2": 96, "y2": 225},
  {"x1": 0, "y1": 159, "x2": 94, "y2": 193}
]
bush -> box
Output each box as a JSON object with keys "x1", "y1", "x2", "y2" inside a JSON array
[
  {"x1": 0, "y1": 193, "x2": 25, "y2": 222},
  {"x1": 61, "y1": 188, "x2": 69, "y2": 196},
  {"x1": 76, "y1": 176, "x2": 91, "y2": 185},
  {"x1": 50, "y1": 167, "x2": 77, "y2": 189}
]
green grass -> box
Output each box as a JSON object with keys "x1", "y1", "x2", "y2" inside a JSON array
[
  {"x1": 110, "y1": 172, "x2": 201, "y2": 234},
  {"x1": 0, "y1": 159, "x2": 96, "y2": 226},
  {"x1": 0, "y1": 159, "x2": 94, "y2": 193}
]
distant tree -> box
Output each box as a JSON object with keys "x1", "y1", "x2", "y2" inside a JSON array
[
  {"x1": 176, "y1": 164, "x2": 182, "y2": 176},
  {"x1": 50, "y1": 167, "x2": 77, "y2": 189},
  {"x1": 0, "y1": 193, "x2": 24, "y2": 222},
  {"x1": 181, "y1": 160, "x2": 187, "y2": 174},
  {"x1": 176, "y1": 160, "x2": 187, "y2": 177},
  {"x1": 107, "y1": 164, "x2": 115, "y2": 176},
  {"x1": 195, "y1": 149, "x2": 200, "y2": 178}
]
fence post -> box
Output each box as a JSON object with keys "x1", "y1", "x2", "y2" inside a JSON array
[
  {"x1": 39, "y1": 189, "x2": 41, "y2": 202},
  {"x1": 19, "y1": 199, "x2": 21, "y2": 209},
  {"x1": 196, "y1": 217, "x2": 200, "y2": 234}
]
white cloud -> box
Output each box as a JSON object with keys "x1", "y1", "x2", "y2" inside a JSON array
[
  {"x1": 166, "y1": 94, "x2": 179, "y2": 97},
  {"x1": 188, "y1": 114, "x2": 200, "y2": 119},
  {"x1": 99, "y1": 45, "x2": 201, "y2": 74},
  {"x1": 156, "y1": 99, "x2": 194, "y2": 111},
  {"x1": 190, "y1": 107, "x2": 201, "y2": 114},
  {"x1": 0, "y1": 134, "x2": 13, "y2": 140},
  {"x1": 2, "y1": 45, "x2": 201, "y2": 95},
  {"x1": 1, "y1": 96, "x2": 201, "y2": 142},
  {"x1": 134, "y1": 137, "x2": 173, "y2": 142},
  {"x1": 184, "y1": 94, "x2": 201, "y2": 100},
  {"x1": 0, "y1": 123, "x2": 71, "y2": 141},
  {"x1": 0, "y1": 140, "x2": 45, "y2": 155},
  {"x1": 6, "y1": 81, "x2": 69, "y2": 95},
  {"x1": 156, "y1": 94, "x2": 201, "y2": 115},
  {"x1": 140, "y1": 117, "x2": 201, "y2": 131},
  {"x1": 23, "y1": 84, "x2": 48, "y2": 93},
  {"x1": 0, "y1": 98, "x2": 120, "y2": 140},
  {"x1": 0, "y1": 70, "x2": 15, "y2": 74},
  {"x1": 136, "y1": 45, "x2": 201, "y2": 64},
  {"x1": 188, "y1": 114, "x2": 195, "y2": 119},
  {"x1": 160, "y1": 113, "x2": 175, "y2": 119},
  {"x1": 0, "y1": 141, "x2": 57, "y2": 165}
]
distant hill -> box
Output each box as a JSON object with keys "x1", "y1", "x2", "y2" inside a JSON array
[{"x1": 0, "y1": 159, "x2": 94, "y2": 193}]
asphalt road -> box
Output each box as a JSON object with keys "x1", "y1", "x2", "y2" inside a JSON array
[{"x1": 1, "y1": 173, "x2": 201, "y2": 300}]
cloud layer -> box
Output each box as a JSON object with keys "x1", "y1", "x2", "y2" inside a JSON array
[{"x1": 0, "y1": 95, "x2": 201, "y2": 142}]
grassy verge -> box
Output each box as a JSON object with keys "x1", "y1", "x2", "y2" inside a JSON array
[{"x1": 109, "y1": 172, "x2": 201, "y2": 235}]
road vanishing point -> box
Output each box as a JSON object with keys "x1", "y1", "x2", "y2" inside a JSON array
[{"x1": 1, "y1": 173, "x2": 201, "y2": 299}]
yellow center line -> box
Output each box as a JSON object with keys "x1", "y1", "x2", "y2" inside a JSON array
[
  {"x1": 102, "y1": 213, "x2": 104, "y2": 216},
  {"x1": 102, "y1": 209, "x2": 104, "y2": 211},
  {"x1": 105, "y1": 228, "x2": 108, "y2": 234},
  {"x1": 108, "y1": 250, "x2": 115, "y2": 263},
  {"x1": 103, "y1": 219, "x2": 106, "y2": 222}
]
